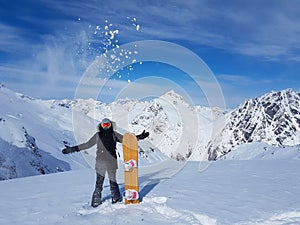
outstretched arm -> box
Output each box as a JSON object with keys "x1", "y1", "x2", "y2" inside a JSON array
[
  {"x1": 114, "y1": 130, "x2": 149, "y2": 143},
  {"x1": 62, "y1": 133, "x2": 97, "y2": 154},
  {"x1": 136, "y1": 130, "x2": 150, "y2": 141}
]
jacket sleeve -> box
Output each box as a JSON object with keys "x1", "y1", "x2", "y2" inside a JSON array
[
  {"x1": 77, "y1": 133, "x2": 97, "y2": 151},
  {"x1": 114, "y1": 131, "x2": 123, "y2": 143}
]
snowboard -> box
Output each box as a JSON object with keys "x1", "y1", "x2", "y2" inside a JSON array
[{"x1": 122, "y1": 133, "x2": 139, "y2": 204}]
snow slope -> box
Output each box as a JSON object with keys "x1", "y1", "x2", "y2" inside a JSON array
[
  {"x1": 0, "y1": 159, "x2": 300, "y2": 225},
  {"x1": 0, "y1": 84, "x2": 90, "y2": 180},
  {"x1": 221, "y1": 142, "x2": 300, "y2": 160}
]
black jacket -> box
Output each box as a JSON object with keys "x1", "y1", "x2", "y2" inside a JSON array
[{"x1": 76, "y1": 126, "x2": 123, "y2": 170}]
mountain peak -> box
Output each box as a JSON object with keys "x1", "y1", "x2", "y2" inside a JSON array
[
  {"x1": 164, "y1": 90, "x2": 182, "y2": 97},
  {"x1": 208, "y1": 88, "x2": 300, "y2": 160},
  {"x1": 160, "y1": 90, "x2": 189, "y2": 106},
  {"x1": 262, "y1": 88, "x2": 300, "y2": 102}
]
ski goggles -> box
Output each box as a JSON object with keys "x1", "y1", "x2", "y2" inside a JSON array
[{"x1": 101, "y1": 122, "x2": 111, "y2": 129}]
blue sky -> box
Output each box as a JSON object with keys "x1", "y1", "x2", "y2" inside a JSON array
[{"x1": 1, "y1": 0, "x2": 300, "y2": 108}]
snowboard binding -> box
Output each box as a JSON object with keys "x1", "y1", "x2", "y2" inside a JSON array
[
  {"x1": 124, "y1": 159, "x2": 137, "y2": 172},
  {"x1": 124, "y1": 189, "x2": 139, "y2": 201}
]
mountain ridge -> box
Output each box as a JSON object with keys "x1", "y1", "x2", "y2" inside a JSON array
[
  {"x1": 208, "y1": 88, "x2": 300, "y2": 160},
  {"x1": 1, "y1": 84, "x2": 300, "y2": 180}
]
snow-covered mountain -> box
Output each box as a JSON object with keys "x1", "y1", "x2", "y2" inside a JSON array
[
  {"x1": 2, "y1": 82, "x2": 300, "y2": 180},
  {"x1": 208, "y1": 89, "x2": 300, "y2": 160},
  {"x1": 0, "y1": 84, "x2": 90, "y2": 180},
  {"x1": 1, "y1": 84, "x2": 218, "y2": 180},
  {"x1": 64, "y1": 89, "x2": 223, "y2": 162}
]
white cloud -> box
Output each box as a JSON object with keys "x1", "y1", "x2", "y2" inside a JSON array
[
  {"x1": 218, "y1": 74, "x2": 276, "y2": 86},
  {"x1": 130, "y1": 1, "x2": 300, "y2": 61},
  {"x1": 0, "y1": 23, "x2": 30, "y2": 54},
  {"x1": 2, "y1": 0, "x2": 300, "y2": 104},
  {"x1": 4, "y1": 1, "x2": 300, "y2": 60}
]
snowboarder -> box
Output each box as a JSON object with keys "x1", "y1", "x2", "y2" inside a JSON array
[{"x1": 62, "y1": 118, "x2": 149, "y2": 207}]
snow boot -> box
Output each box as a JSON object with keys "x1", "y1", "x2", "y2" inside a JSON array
[
  {"x1": 110, "y1": 180, "x2": 122, "y2": 204},
  {"x1": 124, "y1": 189, "x2": 139, "y2": 201},
  {"x1": 91, "y1": 188, "x2": 102, "y2": 207},
  {"x1": 112, "y1": 196, "x2": 123, "y2": 204},
  {"x1": 91, "y1": 173, "x2": 104, "y2": 207}
]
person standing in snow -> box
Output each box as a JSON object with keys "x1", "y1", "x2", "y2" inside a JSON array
[{"x1": 62, "y1": 118, "x2": 149, "y2": 207}]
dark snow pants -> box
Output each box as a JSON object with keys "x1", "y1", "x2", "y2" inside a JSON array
[{"x1": 94, "y1": 167, "x2": 121, "y2": 201}]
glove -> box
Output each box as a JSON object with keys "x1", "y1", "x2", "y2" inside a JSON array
[
  {"x1": 62, "y1": 145, "x2": 79, "y2": 154},
  {"x1": 136, "y1": 130, "x2": 149, "y2": 140}
]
